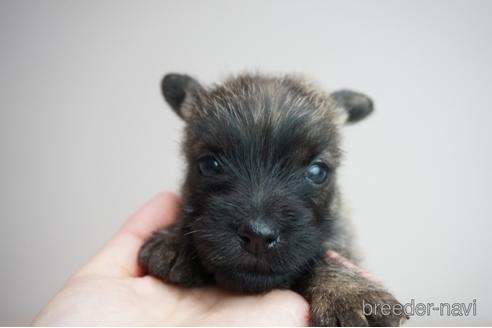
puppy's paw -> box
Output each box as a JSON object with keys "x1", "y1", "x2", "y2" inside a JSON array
[
  {"x1": 138, "y1": 229, "x2": 178, "y2": 278},
  {"x1": 310, "y1": 287, "x2": 407, "y2": 327},
  {"x1": 138, "y1": 227, "x2": 205, "y2": 285}
]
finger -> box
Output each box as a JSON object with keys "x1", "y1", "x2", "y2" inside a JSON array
[
  {"x1": 326, "y1": 250, "x2": 382, "y2": 284},
  {"x1": 75, "y1": 192, "x2": 181, "y2": 278}
]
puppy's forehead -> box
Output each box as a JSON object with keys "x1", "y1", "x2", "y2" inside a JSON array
[{"x1": 186, "y1": 75, "x2": 341, "y2": 165}]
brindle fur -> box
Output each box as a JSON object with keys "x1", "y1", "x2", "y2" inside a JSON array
[{"x1": 138, "y1": 73, "x2": 406, "y2": 326}]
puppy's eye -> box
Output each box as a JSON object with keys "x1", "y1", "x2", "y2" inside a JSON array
[
  {"x1": 305, "y1": 162, "x2": 330, "y2": 184},
  {"x1": 198, "y1": 155, "x2": 221, "y2": 176}
]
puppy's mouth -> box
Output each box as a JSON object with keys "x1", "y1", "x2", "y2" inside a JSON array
[
  {"x1": 192, "y1": 229, "x2": 311, "y2": 292},
  {"x1": 212, "y1": 267, "x2": 295, "y2": 293}
]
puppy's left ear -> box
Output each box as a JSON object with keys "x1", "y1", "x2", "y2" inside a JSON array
[{"x1": 330, "y1": 90, "x2": 374, "y2": 124}]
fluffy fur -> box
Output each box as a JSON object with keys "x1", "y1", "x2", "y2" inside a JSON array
[{"x1": 138, "y1": 73, "x2": 406, "y2": 326}]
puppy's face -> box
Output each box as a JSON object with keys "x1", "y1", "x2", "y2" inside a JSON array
[{"x1": 162, "y1": 74, "x2": 373, "y2": 292}]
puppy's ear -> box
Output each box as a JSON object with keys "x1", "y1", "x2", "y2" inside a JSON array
[
  {"x1": 330, "y1": 90, "x2": 374, "y2": 124},
  {"x1": 161, "y1": 73, "x2": 205, "y2": 119}
]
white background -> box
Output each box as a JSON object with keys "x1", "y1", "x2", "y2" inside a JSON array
[{"x1": 1, "y1": 0, "x2": 491, "y2": 325}]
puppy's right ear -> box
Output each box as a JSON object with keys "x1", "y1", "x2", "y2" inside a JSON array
[{"x1": 161, "y1": 73, "x2": 205, "y2": 119}]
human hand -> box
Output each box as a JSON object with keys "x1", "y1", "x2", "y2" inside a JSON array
[{"x1": 33, "y1": 192, "x2": 309, "y2": 326}]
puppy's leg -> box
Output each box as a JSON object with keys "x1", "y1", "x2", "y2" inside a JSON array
[
  {"x1": 303, "y1": 252, "x2": 407, "y2": 327},
  {"x1": 138, "y1": 224, "x2": 209, "y2": 286}
]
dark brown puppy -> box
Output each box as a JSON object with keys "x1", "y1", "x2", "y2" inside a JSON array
[{"x1": 139, "y1": 73, "x2": 406, "y2": 326}]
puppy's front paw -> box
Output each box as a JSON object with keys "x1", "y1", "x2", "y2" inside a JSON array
[
  {"x1": 311, "y1": 287, "x2": 407, "y2": 327},
  {"x1": 138, "y1": 227, "x2": 204, "y2": 285},
  {"x1": 138, "y1": 229, "x2": 179, "y2": 279}
]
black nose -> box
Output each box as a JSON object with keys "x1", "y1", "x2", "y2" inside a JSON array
[{"x1": 238, "y1": 221, "x2": 279, "y2": 254}]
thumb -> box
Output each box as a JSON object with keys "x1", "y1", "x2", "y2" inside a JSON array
[{"x1": 76, "y1": 192, "x2": 180, "y2": 278}]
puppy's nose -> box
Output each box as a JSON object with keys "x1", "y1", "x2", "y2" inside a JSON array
[{"x1": 238, "y1": 221, "x2": 279, "y2": 254}]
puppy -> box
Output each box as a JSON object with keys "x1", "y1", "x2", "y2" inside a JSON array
[{"x1": 139, "y1": 73, "x2": 406, "y2": 326}]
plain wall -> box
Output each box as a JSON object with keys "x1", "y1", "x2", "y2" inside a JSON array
[{"x1": 1, "y1": 0, "x2": 491, "y2": 325}]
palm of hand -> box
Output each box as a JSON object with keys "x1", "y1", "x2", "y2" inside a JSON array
[{"x1": 33, "y1": 193, "x2": 308, "y2": 326}]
